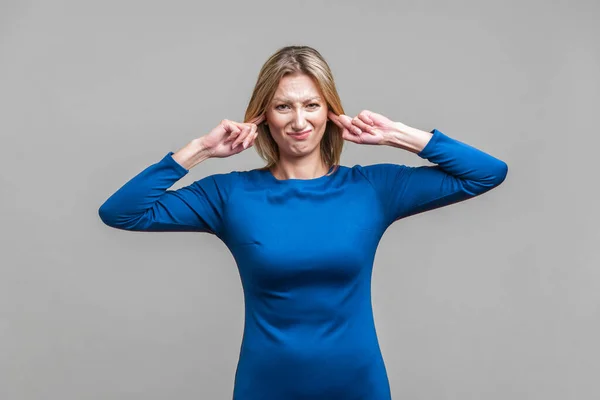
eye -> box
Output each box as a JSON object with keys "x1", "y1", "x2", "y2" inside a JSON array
[{"x1": 275, "y1": 103, "x2": 320, "y2": 111}]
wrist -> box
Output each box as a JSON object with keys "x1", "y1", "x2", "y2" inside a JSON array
[
  {"x1": 383, "y1": 123, "x2": 433, "y2": 154},
  {"x1": 172, "y1": 138, "x2": 212, "y2": 170}
]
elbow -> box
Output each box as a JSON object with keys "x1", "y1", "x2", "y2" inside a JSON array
[
  {"x1": 98, "y1": 204, "x2": 118, "y2": 228},
  {"x1": 478, "y1": 159, "x2": 508, "y2": 190},
  {"x1": 463, "y1": 159, "x2": 508, "y2": 196},
  {"x1": 98, "y1": 202, "x2": 128, "y2": 229},
  {"x1": 493, "y1": 160, "x2": 508, "y2": 186},
  {"x1": 98, "y1": 204, "x2": 148, "y2": 231}
]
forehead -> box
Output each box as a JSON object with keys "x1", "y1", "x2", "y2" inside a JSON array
[{"x1": 272, "y1": 73, "x2": 322, "y2": 101}]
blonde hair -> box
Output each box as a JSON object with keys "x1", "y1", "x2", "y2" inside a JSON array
[{"x1": 243, "y1": 45, "x2": 346, "y2": 175}]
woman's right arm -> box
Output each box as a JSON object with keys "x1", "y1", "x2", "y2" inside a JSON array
[
  {"x1": 97, "y1": 138, "x2": 230, "y2": 234},
  {"x1": 98, "y1": 116, "x2": 264, "y2": 237}
]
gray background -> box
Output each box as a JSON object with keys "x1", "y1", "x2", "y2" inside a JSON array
[{"x1": 2, "y1": 0, "x2": 598, "y2": 399}]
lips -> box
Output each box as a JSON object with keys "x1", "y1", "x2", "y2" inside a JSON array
[
  {"x1": 288, "y1": 129, "x2": 311, "y2": 136},
  {"x1": 288, "y1": 129, "x2": 311, "y2": 140}
]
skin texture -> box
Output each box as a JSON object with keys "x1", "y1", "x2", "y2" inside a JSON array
[
  {"x1": 330, "y1": 110, "x2": 433, "y2": 153},
  {"x1": 264, "y1": 72, "x2": 331, "y2": 180},
  {"x1": 173, "y1": 71, "x2": 433, "y2": 171},
  {"x1": 201, "y1": 72, "x2": 432, "y2": 173}
]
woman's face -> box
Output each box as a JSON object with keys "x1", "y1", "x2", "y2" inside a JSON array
[{"x1": 265, "y1": 72, "x2": 328, "y2": 158}]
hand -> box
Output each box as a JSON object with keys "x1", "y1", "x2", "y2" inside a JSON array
[
  {"x1": 328, "y1": 110, "x2": 408, "y2": 145},
  {"x1": 202, "y1": 115, "x2": 265, "y2": 158}
]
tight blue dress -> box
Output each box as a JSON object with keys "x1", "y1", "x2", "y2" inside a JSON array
[{"x1": 99, "y1": 128, "x2": 508, "y2": 399}]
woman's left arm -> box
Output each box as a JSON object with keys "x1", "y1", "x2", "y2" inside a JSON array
[
  {"x1": 383, "y1": 125, "x2": 508, "y2": 222},
  {"x1": 329, "y1": 111, "x2": 508, "y2": 225}
]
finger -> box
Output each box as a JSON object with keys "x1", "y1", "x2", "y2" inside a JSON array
[
  {"x1": 363, "y1": 110, "x2": 389, "y2": 127},
  {"x1": 229, "y1": 119, "x2": 256, "y2": 146},
  {"x1": 333, "y1": 113, "x2": 347, "y2": 125},
  {"x1": 246, "y1": 131, "x2": 259, "y2": 148},
  {"x1": 223, "y1": 120, "x2": 242, "y2": 140},
  {"x1": 233, "y1": 125, "x2": 252, "y2": 148},
  {"x1": 351, "y1": 116, "x2": 371, "y2": 134},
  {"x1": 223, "y1": 119, "x2": 239, "y2": 132},
  {"x1": 225, "y1": 130, "x2": 242, "y2": 144},
  {"x1": 337, "y1": 114, "x2": 356, "y2": 133},
  {"x1": 243, "y1": 124, "x2": 258, "y2": 149},
  {"x1": 358, "y1": 110, "x2": 375, "y2": 126},
  {"x1": 243, "y1": 122, "x2": 259, "y2": 148},
  {"x1": 232, "y1": 125, "x2": 251, "y2": 149},
  {"x1": 248, "y1": 114, "x2": 265, "y2": 125},
  {"x1": 328, "y1": 111, "x2": 342, "y2": 124},
  {"x1": 229, "y1": 120, "x2": 246, "y2": 130},
  {"x1": 341, "y1": 127, "x2": 359, "y2": 143},
  {"x1": 328, "y1": 112, "x2": 355, "y2": 138},
  {"x1": 327, "y1": 110, "x2": 337, "y2": 121}
]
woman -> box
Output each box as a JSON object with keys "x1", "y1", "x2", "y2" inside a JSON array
[{"x1": 99, "y1": 45, "x2": 508, "y2": 399}]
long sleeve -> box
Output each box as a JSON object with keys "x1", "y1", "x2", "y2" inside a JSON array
[
  {"x1": 357, "y1": 128, "x2": 508, "y2": 226},
  {"x1": 98, "y1": 152, "x2": 234, "y2": 237}
]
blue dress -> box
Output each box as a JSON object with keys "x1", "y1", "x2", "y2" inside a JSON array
[{"x1": 99, "y1": 128, "x2": 507, "y2": 399}]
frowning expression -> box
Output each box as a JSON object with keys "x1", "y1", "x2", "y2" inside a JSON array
[{"x1": 265, "y1": 72, "x2": 328, "y2": 157}]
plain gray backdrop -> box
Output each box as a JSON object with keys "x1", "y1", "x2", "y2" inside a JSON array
[{"x1": 2, "y1": 0, "x2": 598, "y2": 399}]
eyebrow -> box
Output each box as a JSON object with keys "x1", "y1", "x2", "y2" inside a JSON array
[{"x1": 272, "y1": 96, "x2": 322, "y2": 103}]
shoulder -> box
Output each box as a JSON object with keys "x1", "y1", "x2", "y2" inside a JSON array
[
  {"x1": 352, "y1": 163, "x2": 407, "y2": 173},
  {"x1": 189, "y1": 170, "x2": 246, "y2": 203},
  {"x1": 351, "y1": 163, "x2": 409, "y2": 181}
]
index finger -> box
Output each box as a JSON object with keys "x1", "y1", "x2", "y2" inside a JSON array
[
  {"x1": 327, "y1": 112, "x2": 340, "y2": 128},
  {"x1": 328, "y1": 111, "x2": 340, "y2": 123},
  {"x1": 248, "y1": 114, "x2": 266, "y2": 125}
]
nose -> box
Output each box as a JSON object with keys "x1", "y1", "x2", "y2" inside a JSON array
[{"x1": 291, "y1": 109, "x2": 308, "y2": 131}]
